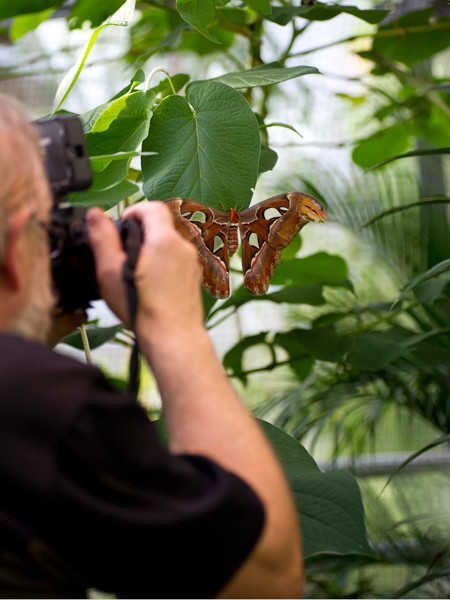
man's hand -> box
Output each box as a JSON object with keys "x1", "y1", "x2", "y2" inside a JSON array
[{"x1": 86, "y1": 202, "x2": 203, "y2": 340}]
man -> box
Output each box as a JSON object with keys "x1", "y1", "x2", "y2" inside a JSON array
[{"x1": 0, "y1": 93, "x2": 303, "y2": 598}]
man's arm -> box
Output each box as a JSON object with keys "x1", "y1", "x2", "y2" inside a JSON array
[{"x1": 86, "y1": 203, "x2": 303, "y2": 598}]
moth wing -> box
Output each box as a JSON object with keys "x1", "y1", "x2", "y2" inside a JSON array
[
  {"x1": 239, "y1": 192, "x2": 327, "y2": 295},
  {"x1": 164, "y1": 198, "x2": 231, "y2": 299}
]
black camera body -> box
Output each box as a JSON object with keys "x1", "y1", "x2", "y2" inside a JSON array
[{"x1": 37, "y1": 116, "x2": 142, "y2": 311}]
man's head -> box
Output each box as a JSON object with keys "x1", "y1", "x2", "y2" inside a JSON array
[{"x1": 0, "y1": 93, "x2": 54, "y2": 342}]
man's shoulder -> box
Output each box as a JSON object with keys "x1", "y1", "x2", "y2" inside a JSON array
[
  {"x1": 0, "y1": 332, "x2": 94, "y2": 380},
  {"x1": 0, "y1": 332, "x2": 125, "y2": 421}
]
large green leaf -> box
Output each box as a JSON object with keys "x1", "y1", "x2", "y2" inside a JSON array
[
  {"x1": 188, "y1": 61, "x2": 320, "y2": 91},
  {"x1": 154, "y1": 417, "x2": 373, "y2": 558},
  {"x1": 68, "y1": 180, "x2": 139, "y2": 210},
  {"x1": 0, "y1": 0, "x2": 63, "y2": 18},
  {"x1": 352, "y1": 123, "x2": 412, "y2": 169},
  {"x1": 271, "y1": 332, "x2": 315, "y2": 381},
  {"x1": 258, "y1": 144, "x2": 278, "y2": 175},
  {"x1": 243, "y1": 0, "x2": 271, "y2": 16},
  {"x1": 141, "y1": 81, "x2": 260, "y2": 210},
  {"x1": 59, "y1": 324, "x2": 125, "y2": 350},
  {"x1": 10, "y1": 7, "x2": 53, "y2": 39},
  {"x1": 268, "y1": 3, "x2": 388, "y2": 26},
  {"x1": 339, "y1": 332, "x2": 405, "y2": 370},
  {"x1": 176, "y1": 0, "x2": 219, "y2": 43},
  {"x1": 223, "y1": 332, "x2": 269, "y2": 384},
  {"x1": 68, "y1": 0, "x2": 126, "y2": 29},
  {"x1": 373, "y1": 8, "x2": 450, "y2": 67},
  {"x1": 259, "y1": 421, "x2": 374, "y2": 558},
  {"x1": 79, "y1": 90, "x2": 155, "y2": 193},
  {"x1": 86, "y1": 90, "x2": 155, "y2": 171},
  {"x1": 270, "y1": 252, "x2": 350, "y2": 287},
  {"x1": 211, "y1": 283, "x2": 327, "y2": 316},
  {"x1": 393, "y1": 259, "x2": 450, "y2": 307},
  {"x1": 275, "y1": 327, "x2": 342, "y2": 364}
]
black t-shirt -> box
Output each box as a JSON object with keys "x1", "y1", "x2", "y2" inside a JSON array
[{"x1": 0, "y1": 334, "x2": 264, "y2": 598}]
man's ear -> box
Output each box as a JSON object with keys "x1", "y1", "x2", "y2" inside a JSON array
[{"x1": 3, "y1": 206, "x2": 32, "y2": 291}]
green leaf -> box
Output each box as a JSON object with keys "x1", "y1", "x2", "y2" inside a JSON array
[
  {"x1": 10, "y1": 7, "x2": 53, "y2": 39},
  {"x1": 294, "y1": 469, "x2": 375, "y2": 557},
  {"x1": 154, "y1": 417, "x2": 373, "y2": 558},
  {"x1": 414, "y1": 271, "x2": 450, "y2": 303},
  {"x1": 176, "y1": 0, "x2": 220, "y2": 43},
  {"x1": 352, "y1": 123, "x2": 412, "y2": 169},
  {"x1": 373, "y1": 8, "x2": 450, "y2": 67},
  {"x1": 188, "y1": 61, "x2": 320, "y2": 91},
  {"x1": 260, "y1": 421, "x2": 374, "y2": 558},
  {"x1": 89, "y1": 160, "x2": 130, "y2": 192},
  {"x1": 180, "y1": 24, "x2": 235, "y2": 55},
  {"x1": 142, "y1": 82, "x2": 260, "y2": 210},
  {"x1": 242, "y1": 0, "x2": 271, "y2": 16},
  {"x1": 0, "y1": 0, "x2": 63, "y2": 18},
  {"x1": 268, "y1": 3, "x2": 388, "y2": 26},
  {"x1": 368, "y1": 147, "x2": 450, "y2": 171},
  {"x1": 149, "y1": 73, "x2": 190, "y2": 98},
  {"x1": 223, "y1": 332, "x2": 269, "y2": 384},
  {"x1": 265, "y1": 284, "x2": 326, "y2": 305},
  {"x1": 381, "y1": 433, "x2": 450, "y2": 492},
  {"x1": 263, "y1": 121, "x2": 303, "y2": 139},
  {"x1": 360, "y1": 196, "x2": 450, "y2": 228},
  {"x1": 59, "y1": 324, "x2": 124, "y2": 350},
  {"x1": 282, "y1": 234, "x2": 302, "y2": 260},
  {"x1": 339, "y1": 333, "x2": 405, "y2": 369},
  {"x1": 209, "y1": 282, "x2": 328, "y2": 319},
  {"x1": 393, "y1": 259, "x2": 450, "y2": 307},
  {"x1": 270, "y1": 252, "x2": 349, "y2": 287},
  {"x1": 68, "y1": 0, "x2": 126, "y2": 29},
  {"x1": 68, "y1": 180, "x2": 139, "y2": 210},
  {"x1": 275, "y1": 327, "x2": 342, "y2": 364},
  {"x1": 85, "y1": 90, "x2": 155, "y2": 173},
  {"x1": 258, "y1": 144, "x2": 278, "y2": 175},
  {"x1": 107, "y1": 69, "x2": 146, "y2": 103},
  {"x1": 272, "y1": 331, "x2": 315, "y2": 380},
  {"x1": 52, "y1": 23, "x2": 111, "y2": 113}
]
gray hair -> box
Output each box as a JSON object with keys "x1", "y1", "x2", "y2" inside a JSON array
[{"x1": 0, "y1": 93, "x2": 48, "y2": 259}]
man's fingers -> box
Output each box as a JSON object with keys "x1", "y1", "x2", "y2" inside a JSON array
[
  {"x1": 86, "y1": 208, "x2": 129, "y2": 323},
  {"x1": 86, "y1": 208, "x2": 123, "y2": 258},
  {"x1": 122, "y1": 201, "x2": 174, "y2": 238}
]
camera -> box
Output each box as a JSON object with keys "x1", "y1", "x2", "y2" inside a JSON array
[{"x1": 36, "y1": 116, "x2": 143, "y2": 311}]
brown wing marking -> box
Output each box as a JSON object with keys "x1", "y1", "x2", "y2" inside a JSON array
[{"x1": 164, "y1": 198, "x2": 231, "y2": 298}]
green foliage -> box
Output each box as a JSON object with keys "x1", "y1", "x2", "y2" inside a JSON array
[
  {"x1": 142, "y1": 81, "x2": 260, "y2": 209},
  {"x1": 155, "y1": 417, "x2": 374, "y2": 559},
  {"x1": 3, "y1": 0, "x2": 449, "y2": 596},
  {"x1": 0, "y1": 0, "x2": 64, "y2": 19}
]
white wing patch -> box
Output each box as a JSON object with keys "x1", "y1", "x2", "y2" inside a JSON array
[
  {"x1": 248, "y1": 232, "x2": 260, "y2": 249},
  {"x1": 185, "y1": 210, "x2": 207, "y2": 223},
  {"x1": 213, "y1": 235, "x2": 224, "y2": 254},
  {"x1": 263, "y1": 207, "x2": 283, "y2": 221}
]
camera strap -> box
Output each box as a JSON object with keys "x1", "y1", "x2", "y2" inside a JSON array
[
  {"x1": 120, "y1": 220, "x2": 144, "y2": 399},
  {"x1": 123, "y1": 265, "x2": 140, "y2": 399}
]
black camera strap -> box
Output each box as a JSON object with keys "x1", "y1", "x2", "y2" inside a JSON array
[
  {"x1": 120, "y1": 220, "x2": 144, "y2": 399},
  {"x1": 123, "y1": 264, "x2": 140, "y2": 399}
]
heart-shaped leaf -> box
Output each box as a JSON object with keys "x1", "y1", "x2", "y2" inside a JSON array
[{"x1": 142, "y1": 81, "x2": 260, "y2": 210}]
